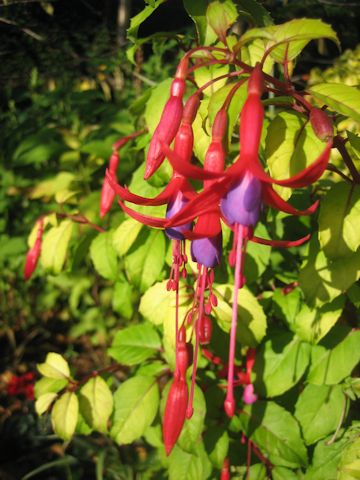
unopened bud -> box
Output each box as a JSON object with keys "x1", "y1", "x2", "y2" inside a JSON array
[{"x1": 310, "y1": 108, "x2": 333, "y2": 142}]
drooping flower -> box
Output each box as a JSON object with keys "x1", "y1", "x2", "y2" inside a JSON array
[{"x1": 162, "y1": 63, "x2": 332, "y2": 416}]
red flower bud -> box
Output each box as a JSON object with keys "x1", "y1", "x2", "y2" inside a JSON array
[
  {"x1": 239, "y1": 95, "x2": 264, "y2": 157},
  {"x1": 199, "y1": 315, "x2": 212, "y2": 345},
  {"x1": 100, "y1": 152, "x2": 119, "y2": 219},
  {"x1": 24, "y1": 219, "x2": 44, "y2": 280},
  {"x1": 247, "y1": 63, "x2": 264, "y2": 96},
  {"x1": 163, "y1": 378, "x2": 189, "y2": 455},
  {"x1": 212, "y1": 108, "x2": 228, "y2": 142},
  {"x1": 310, "y1": 108, "x2": 333, "y2": 142},
  {"x1": 221, "y1": 458, "x2": 231, "y2": 480},
  {"x1": 145, "y1": 93, "x2": 184, "y2": 180},
  {"x1": 183, "y1": 94, "x2": 200, "y2": 125},
  {"x1": 176, "y1": 326, "x2": 189, "y2": 379}
]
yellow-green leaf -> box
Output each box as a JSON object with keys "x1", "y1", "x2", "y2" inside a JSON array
[
  {"x1": 30, "y1": 172, "x2": 75, "y2": 199},
  {"x1": 212, "y1": 284, "x2": 267, "y2": 346},
  {"x1": 79, "y1": 376, "x2": 113, "y2": 433},
  {"x1": 41, "y1": 220, "x2": 73, "y2": 274},
  {"x1": 37, "y1": 352, "x2": 71, "y2": 380},
  {"x1": 112, "y1": 218, "x2": 143, "y2": 256},
  {"x1": 51, "y1": 392, "x2": 79, "y2": 441},
  {"x1": 35, "y1": 392, "x2": 57, "y2": 415},
  {"x1": 309, "y1": 83, "x2": 360, "y2": 123}
]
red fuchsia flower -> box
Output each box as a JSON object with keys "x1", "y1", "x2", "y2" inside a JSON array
[
  {"x1": 144, "y1": 58, "x2": 189, "y2": 180},
  {"x1": 163, "y1": 326, "x2": 190, "y2": 455},
  {"x1": 6, "y1": 372, "x2": 35, "y2": 400},
  {"x1": 107, "y1": 56, "x2": 333, "y2": 447},
  {"x1": 161, "y1": 63, "x2": 333, "y2": 417},
  {"x1": 24, "y1": 218, "x2": 44, "y2": 281},
  {"x1": 100, "y1": 130, "x2": 146, "y2": 219}
]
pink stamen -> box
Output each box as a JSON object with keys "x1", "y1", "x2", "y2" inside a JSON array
[
  {"x1": 224, "y1": 223, "x2": 245, "y2": 417},
  {"x1": 186, "y1": 265, "x2": 207, "y2": 419}
]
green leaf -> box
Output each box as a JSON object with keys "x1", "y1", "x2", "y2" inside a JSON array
[
  {"x1": 108, "y1": 323, "x2": 161, "y2": 366},
  {"x1": 194, "y1": 63, "x2": 229, "y2": 97},
  {"x1": 41, "y1": 220, "x2": 73, "y2": 274},
  {"x1": 239, "y1": 401, "x2": 308, "y2": 468},
  {"x1": 237, "y1": 0, "x2": 273, "y2": 27},
  {"x1": 295, "y1": 384, "x2": 346, "y2": 445},
  {"x1": 124, "y1": 229, "x2": 165, "y2": 292},
  {"x1": 206, "y1": 0, "x2": 237, "y2": 42},
  {"x1": 13, "y1": 129, "x2": 64, "y2": 166},
  {"x1": 265, "y1": 111, "x2": 325, "y2": 201},
  {"x1": 30, "y1": 172, "x2": 75, "y2": 199},
  {"x1": 304, "y1": 434, "x2": 350, "y2": 480},
  {"x1": 127, "y1": 0, "x2": 166, "y2": 43},
  {"x1": 111, "y1": 376, "x2": 159, "y2": 445},
  {"x1": 338, "y1": 437, "x2": 360, "y2": 480},
  {"x1": 168, "y1": 443, "x2": 212, "y2": 480},
  {"x1": 347, "y1": 131, "x2": 360, "y2": 159},
  {"x1": 272, "y1": 467, "x2": 299, "y2": 480},
  {"x1": 239, "y1": 19, "x2": 339, "y2": 63},
  {"x1": 35, "y1": 377, "x2": 68, "y2": 398},
  {"x1": 183, "y1": 0, "x2": 217, "y2": 45},
  {"x1": 79, "y1": 376, "x2": 113, "y2": 433},
  {"x1": 112, "y1": 281, "x2": 134, "y2": 320},
  {"x1": 145, "y1": 78, "x2": 173, "y2": 135},
  {"x1": 112, "y1": 218, "x2": 143, "y2": 257},
  {"x1": 307, "y1": 329, "x2": 360, "y2": 385},
  {"x1": 273, "y1": 289, "x2": 345, "y2": 344},
  {"x1": 204, "y1": 427, "x2": 229, "y2": 469},
  {"x1": 51, "y1": 392, "x2": 79, "y2": 441},
  {"x1": 178, "y1": 384, "x2": 206, "y2": 452},
  {"x1": 35, "y1": 393, "x2": 57, "y2": 415},
  {"x1": 299, "y1": 237, "x2": 360, "y2": 307},
  {"x1": 309, "y1": 83, "x2": 360, "y2": 123},
  {"x1": 37, "y1": 353, "x2": 71, "y2": 380},
  {"x1": 90, "y1": 232, "x2": 118, "y2": 281},
  {"x1": 253, "y1": 330, "x2": 311, "y2": 397},
  {"x1": 212, "y1": 284, "x2": 267, "y2": 346},
  {"x1": 319, "y1": 183, "x2": 360, "y2": 258},
  {"x1": 139, "y1": 280, "x2": 191, "y2": 327}
]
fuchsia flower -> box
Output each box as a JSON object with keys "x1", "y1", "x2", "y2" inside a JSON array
[
  {"x1": 105, "y1": 57, "x2": 333, "y2": 453},
  {"x1": 24, "y1": 218, "x2": 44, "y2": 281}
]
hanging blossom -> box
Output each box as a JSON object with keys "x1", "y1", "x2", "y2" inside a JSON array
[{"x1": 105, "y1": 53, "x2": 334, "y2": 454}]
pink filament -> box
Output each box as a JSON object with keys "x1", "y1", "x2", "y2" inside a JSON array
[{"x1": 224, "y1": 223, "x2": 245, "y2": 417}]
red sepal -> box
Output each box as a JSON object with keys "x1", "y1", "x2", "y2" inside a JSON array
[
  {"x1": 262, "y1": 184, "x2": 319, "y2": 216},
  {"x1": 118, "y1": 200, "x2": 167, "y2": 228},
  {"x1": 251, "y1": 233, "x2": 311, "y2": 248}
]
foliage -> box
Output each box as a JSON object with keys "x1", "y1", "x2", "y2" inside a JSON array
[{"x1": 1, "y1": 1, "x2": 360, "y2": 479}]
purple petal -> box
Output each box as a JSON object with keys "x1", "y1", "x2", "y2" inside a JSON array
[
  {"x1": 165, "y1": 191, "x2": 192, "y2": 240},
  {"x1": 221, "y1": 171, "x2": 262, "y2": 226},
  {"x1": 190, "y1": 233, "x2": 222, "y2": 268}
]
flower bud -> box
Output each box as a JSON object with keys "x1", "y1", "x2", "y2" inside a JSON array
[
  {"x1": 239, "y1": 95, "x2": 264, "y2": 157},
  {"x1": 310, "y1": 108, "x2": 333, "y2": 142},
  {"x1": 247, "y1": 63, "x2": 264, "y2": 96},
  {"x1": 212, "y1": 108, "x2": 228, "y2": 142},
  {"x1": 24, "y1": 219, "x2": 44, "y2": 281},
  {"x1": 100, "y1": 178, "x2": 116, "y2": 219},
  {"x1": 199, "y1": 315, "x2": 212, "y2": 345},
  {"x1": 220, "y1": 458, "x2": 230, "y2": 480},
  {"x1": 176, "y1": 326, "x2": 189, "y2": 379},
  {"x1": 163, "y1": 378, "x2": 189, "y2": 455},
  {"x1": 145, "y1": 95, "x2": 183, "y2": 179}
]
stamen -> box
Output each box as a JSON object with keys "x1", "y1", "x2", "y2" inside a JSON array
[
  {"x1": 224, "y1": 223, "x2": 245, "y2": 417},
  {"x1": 186, "y1": 265, "x2": 207, "y2": 419}
]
